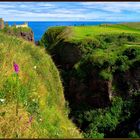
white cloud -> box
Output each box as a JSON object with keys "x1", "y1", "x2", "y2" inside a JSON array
[
  {"x1": 0, "y1": 2, "x2": 140, "y2": 21},
  {"x1": 37, "y1": 3, "x2": 55, "y2": 7},
  {"x1": 81, "y1": 2, "x2": 140, "y2": 13}
]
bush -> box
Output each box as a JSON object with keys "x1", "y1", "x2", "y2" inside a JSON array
[
  {"x1": 128, "y1": 131, "x2": 139, "y2": 138},
  {"x1": 123, "y1": 48, "x2": 137, "y2": 60},
  {"x1": 115, "y1": 56, "x2": 130, "y2": 72},
  {"x1": 99, "y1": 69, "x2": 112, "y2": 80},
  {"x1": 84, "y1": 131, "x2": 104, "y2": 138},
  {"x1": 73, "y1": 97, "x2": 124, "y2": 138}
]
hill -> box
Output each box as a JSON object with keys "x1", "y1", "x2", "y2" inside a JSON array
[
  {"x1": 121, "y1": 22, "x2": 140, "y2": 30},
  {"x1": 40, "y1": 23, "x2": 140, "y2": 138},
  {"x1": 69, "y1": 24, "x2": 140, "y2": 41},
  {"x1": 0, "y1": 31, "x2": 82, "y2": 138}
]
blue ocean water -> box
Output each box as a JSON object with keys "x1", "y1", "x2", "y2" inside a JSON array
[{"x1": 7, "y1": 21, "x2": 119, "y2": 41}]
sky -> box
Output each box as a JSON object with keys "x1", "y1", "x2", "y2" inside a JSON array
[{"x1": 0, "y1": 2, "x2": 140, "y2": 21}]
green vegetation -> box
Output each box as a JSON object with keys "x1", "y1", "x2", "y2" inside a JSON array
[
  {"x1": 0, "y1": 32, "x2": 81, "y2": 138},
  {"x1": 40, "y1": 23, "x2": 140, "y2": 138},
  {"x1": 69, "y1": 24, "x2": 140, "y2": 41},
  {"x1": 121, "y1": 22, "x2": 140, "y2": 30},
  {"x1": 2, "y1": 26, "x2": 31, "y2": 33},
  {"x1": 128, "y1": 131, "x2": 140, "y2": 138},
  {"x1": 73, "y1": 95, "x2": 139, "y2": 138},
  {"x1": 0, "y1": 25, "x2": 34, "y2": 42}
]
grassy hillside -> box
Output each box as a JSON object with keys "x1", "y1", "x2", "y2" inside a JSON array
[
  {"x1": 40, "y1": 23, "x2": 140, "y2": 138},
  {"x1": 0, "y1": 32, "x2": 81, "y2": 138},
  {"x1": 121, "y1": 22, "x2": 140, "y2": 30},
  {"x1": 69, "y1": 24, "x2": 140, "y2": 41}
]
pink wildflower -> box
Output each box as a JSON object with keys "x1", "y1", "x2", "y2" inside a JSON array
[{"x1": 13, "y1": 62, "x2": 19, "y2": 74}]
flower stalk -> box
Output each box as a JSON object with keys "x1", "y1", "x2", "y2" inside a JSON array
[{"x1": 13, "y1": 62, "x2": 19, "y2": 116}]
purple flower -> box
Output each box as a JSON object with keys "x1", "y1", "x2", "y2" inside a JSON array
[{"x1": 13, "y1": 62, "x2": 19, "y2": 74}]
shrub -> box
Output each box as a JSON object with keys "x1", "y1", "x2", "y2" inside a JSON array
[
  {"x1": 115, "y1": 56, "x2": 130, "y2": 72},
  {"x1": 128, "y1": 131, "x2": 139, "y2": 138},
  {"x1": 99, "y1": 69, "x2": 112, "y2": 80},
  {"x1": 123, "y1": 48, "x2": 137, "y2": 60},
  {"x1": 84, "y1": 131, "x2": 104, "y2": 138}
]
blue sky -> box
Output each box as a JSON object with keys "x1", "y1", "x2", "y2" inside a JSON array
[{"x1": 0, "y1": 2, "x2": 140, "y2": 21}]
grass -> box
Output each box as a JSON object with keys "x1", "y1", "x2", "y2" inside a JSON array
[
  {"x1": 3, "y1": 26, "x2": 32, "y2": 32},
  {"x1": 69, "y1": 25, "x2": 140, "y2": 41},
  {"x1": 121, "y1": 22, "x2": 140, "y2": 30},
  {"x1": 0, "y1": 32, "x2": 82, "y2": 138}
]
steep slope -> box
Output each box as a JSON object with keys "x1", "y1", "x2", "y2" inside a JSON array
[
  {"x1": 0, "y1": 32, "x2": 81, "y2": 138},
  {"x1": 41, "y1": 24, "x2": 140, "y2": 108},
  {"x1": 40, "y1": 24, "x2": 140, "y2": 138}
]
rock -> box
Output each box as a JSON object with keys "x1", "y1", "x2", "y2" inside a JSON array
[
  {"x1": 3, "y1": 27, "x2": 34, "y2": 43},
  {"x1": 20, "y1": 30, "x2": 34, "y2": 42},
  {"x1": 114, "y1": 66, "x2": 140, "y2": 97}
]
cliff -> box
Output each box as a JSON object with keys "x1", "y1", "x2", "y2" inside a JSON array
[
  {"x1": 0, "y1": 31, "x2": 82, "y2": 138},
  {"x1": 2, "y1": 26, "x2": 34, "y2": 42},
  {"x1": 40, "y1": 24, "x2": 140, "y2": 138}
]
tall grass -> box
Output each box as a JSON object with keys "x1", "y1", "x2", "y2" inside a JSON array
[{"x1": 0, "y1": 32, "x2": 82, "y2": 138}]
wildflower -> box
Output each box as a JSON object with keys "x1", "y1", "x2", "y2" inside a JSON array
[
  {"x1": 13, "y1": 62, "x2": 19, "y2": 74},
  {"x1": 34, "y1": 66, "x2": 37, "y2": 69},
  {"x1": 39, "y1": 118, "x2": 43, "y2": 122},
  {"x1": 0, "y1": 98, "x2": 5, "y2": 103}
]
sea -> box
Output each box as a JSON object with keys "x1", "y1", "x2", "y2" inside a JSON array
[{"x1": 7, "y1": 21, "x2": 119, "y2": 41}]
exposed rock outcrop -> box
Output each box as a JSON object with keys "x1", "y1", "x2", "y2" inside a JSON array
[
  {"x1": 114, "y1": 64, "x2": 140, "y2": 98},
  {"x1": 20, "y1": 30, "x2": 34, "y2": 42},
  {"x1": 67, "y1": 71, "x2": 112, "y2": 108},
  {"x1": 6, "y1": 29, "x2": 34, "y2": 42}
]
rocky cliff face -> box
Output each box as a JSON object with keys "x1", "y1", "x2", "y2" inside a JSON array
[
  {"x1": 40, "y1": 26, "x2": 140, "y2": 109},
  {"x1": 6, "y1": 28, "x2": 34, "y2": 42},
  {"x1": 67, "y1": 70, "x2": 111, "y2": 108},
  {"x1": 2, "y1": 26, "x2": 34, "y2": 43},
  {"x1": 20, "y1": 30, "x2": 34, "y2": 42},
  {"x1": 40, "y1": 25, "x2": 140, "y2": 138},
  {"x1": 66, "y1": 61, "x2": 140, "y2": 109},
  {"x1": 114, "y1": 62, "x2": 140, "y2": 98}
]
